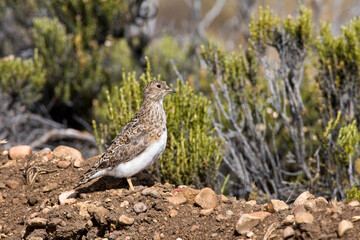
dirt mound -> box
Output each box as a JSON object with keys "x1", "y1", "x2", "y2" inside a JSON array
[{"x1": 1, "y1": 146, "x2": 360, "y2": 239}]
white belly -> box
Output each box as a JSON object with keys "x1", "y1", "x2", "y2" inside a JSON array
[{"x1": 109, "y1": 130, "x2": 167, "y2": 178}]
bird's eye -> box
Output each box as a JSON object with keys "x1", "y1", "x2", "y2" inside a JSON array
[{"x1": 157, "y1": 84, "x2": 161, "y2": 88}]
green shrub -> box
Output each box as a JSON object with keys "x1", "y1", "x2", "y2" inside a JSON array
[
  {"x1": 346, "y1": 184, "x2": 360, "y2": 202},
  {"x1": 93, "y1": 58, "x2": 222, "y2": 188},
  {"x1": 0, "y1": 50, "x2": 46, "y2": 105}
]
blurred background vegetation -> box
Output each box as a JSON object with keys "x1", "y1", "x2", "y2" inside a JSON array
[{"x1": 1, "y1": 0, "x2": 360, "y2": 201}]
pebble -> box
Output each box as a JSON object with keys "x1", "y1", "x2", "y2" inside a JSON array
[
  {"x1": 27, "y1": 217, "x2": 47, "y2": 227},
  {"x1": 266, "y1": 199, "x2": 289, "y2": 213},
  {"x1": 53, "y1": 145, "x2": 84, "y2": 163},
  {"x1": 73, "y1": 159, "x2": 82, "y2": 168},
  {"x1": 5, "y1": 180, "x2": 19, "y2": 189},
  {"x1": 0, "y1": 182, "x2": 5, "y2": 189},
  {"x1": 166, "y1": 195, "x2": 187, "y2": 205},
  {"x1": 315, "y1": 196, "x2": 328, "y2": 205},
  {"x1": 282, "y1": 215, "x2": 294, "y2": 225},
  {"x1": 12, "y1": 198, "x2": 19, "y2": 204},
  {"x1": 293, "y1": 191, "x2": 315, "y2": 206},
  {"x1": 194, "y1": 188, "x2": 218, "y2": 209},
  {"x1": 245, "y1": 200, "x2": 257, "y2": 206},
  {"x1": 59, "y1": 190, "x2": 77, "y2": 205},
  {"x1": 199, "y1": 208, "x2": 213, "y2": 216},
  {"x1": 42, "y1": 183, "x2": 58, "y2": 192},
  {"x1": 169, "y1": 209, "x2": 178, "y2": 217},
  {"x1": 190, "y1": 225, "x2": 200, "y2": 232},
  {"x1": 87, "y1": 204, "x2": 109, "y2": 225},
  {"x1": 48, "y1": 218, "x2": 65, "y2": 227},
  {"x1": 141, "y1": 188, "x2": 159, "y2": 198},
  {"x1": 215, "y1": 214, "x2": 229, "y2": 221},
  {"x1": 57, "y1": 160, "x2": 71, "y2": 168},
  {"x1": 235, "y1": 213, "x2": 261, "y2": 235},
  {"x1": 118, "y1": 215, "x2": 134, "y2": 225},
  {"x1": 294, "y1": 212, "x2": 314, "y2": 224},
  {"x1": 134, "y1": 202, "x2": 147, "y2": 213},
  {"x1": 1, "y1": 150, "x2": 8, "y2": 156},
  {"x1": 283, "y1": 226, "x2": 295, "y2": 238},
  {"x1": 348, "y1": 200, "x2": 360, "y2": 207},
  {"x1": 220, "y1": 195, "x2": 231, "y2": 203},
  {"x1": 338, "y1": 219, "x2": 354, "y2": 237},
  {"x1": 9, "y1": 145, "x2": 32, "y2": 160},
  {"x1": 182, "y1": 188, "x2": 199, "y2": 201},
  {"x1": 248, "y1": 211, "x2": 271, "y2": 220},
  {"x1": 225, "y1": 210, "x2": 234, "y2": 216},
  {"x1": 120, "y1": 200, "x2": 129, "y2": 207}
]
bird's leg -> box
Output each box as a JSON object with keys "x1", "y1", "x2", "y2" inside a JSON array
[{"x1": 126, "y1": 177, "x2": 135, "y2": 191}]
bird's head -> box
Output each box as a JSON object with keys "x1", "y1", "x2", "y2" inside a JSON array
[{"x1": 143, "y1": 80, "x2": 175, "y2": 103}]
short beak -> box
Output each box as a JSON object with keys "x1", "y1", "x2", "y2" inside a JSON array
[{"x1": 165, "y1": 87, "x2": 176, "y2": 93}]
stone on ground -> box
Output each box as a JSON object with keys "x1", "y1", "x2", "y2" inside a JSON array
[
  {"x1": 338, "y1": 220, "x2": 353, "y2": 237},
  {"x1": 9, "y1": 145, "x2": 32, "y2": 160},
  {"x1": 194, "y1": 188, "x2": 218, "y2": 209},
  {"x1": 266, "y1": 199, "x2": 289, "y2": 213}
]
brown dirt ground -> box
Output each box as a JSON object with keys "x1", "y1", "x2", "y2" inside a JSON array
[{"x1": 1, "y1": 146, "x2": 360, "y2": 240}]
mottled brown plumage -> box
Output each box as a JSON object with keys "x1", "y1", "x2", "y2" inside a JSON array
[{"x1": 74, "y1": 81, "x2": 175, "y2": 190}]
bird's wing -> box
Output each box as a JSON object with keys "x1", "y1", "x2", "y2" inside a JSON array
[{"x1": 74, "y1": 118, "x2": 151, "y2": 188}]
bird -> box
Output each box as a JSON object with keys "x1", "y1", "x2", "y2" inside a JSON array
[{"x1": 74, "y1": 80, "x2": 175, "y2": 191}]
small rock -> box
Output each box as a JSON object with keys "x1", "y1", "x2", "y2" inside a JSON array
[
  {"x1": 27, "y1": 217, "x2": 47, "y2": 227},
  {"x1": 283, "y1": 226, "x2": 295, "y2": 238},
  {"x1": 348, "y1": 200, "x2": 360, "y2": 207},
  {"x1": 134, "y1": 202, "x2": 147, "y2": 213},
  {"x1": 266, "y1": 199, "x2": 289, "y2": 213},
  {"x1": 53, "y1": 145, "x2": 84, "y2": 163},
  {"x1": 28, "y1": 237, "x2": 43, "y2": 240},
  {"x1": 182, "y1": 188, "x2": 199, "y2": 201},
  {"x1": 304, "y1": 199, "x2": 317, "y2": 211},
  {"x1": 194, "y1": 188, "x2": 218, "y2": 209},
  {"x1": 246, "y1": 232, "x2": 254, "y2": 238},
  {"x1": 248, "y1": 211, "x2": 271, "y2": 220},
  {"x1": 190, "y1": 225, "x2": 200, "y2": 232},
  {"x1": 30, "y1": 212, "x2": 39, "y2": 219},
  {"x1": 1, "y1": 150, "x2": 8, "y2": 156},
  {"x1": 294, "y1": 212, "x2": 314, "y2": 224},
  {"x1": 57, "y1": 160, "x2": 71, "y2": 169},
  {"x1": 0, "y1": 182, "x2": 5, "y2": 189},
  {"x1": 293, "y1": 191, "x2": 315, "y2": 206},
  {"x1": 245, "y1": 200, "x2": 257, "y2": 206},
  {"x1": 73, "y1": 159, "x2": 82, "y2": 168},
  {"x1": 119, "y1": 215, "x2": 134, "y2": 225},
  {"x1": 6, "y1": 180, "x2": 19, "y2": 189},
  {"x1": 87, "y1": 204, "x2": 109, "y2": 225},
  {"x1": 220, "y1": 195, "x2": 231, "y2": 203},
  {"x1": 292, "y1": 205, "x2": 306, "y2": 215},
  {"x1": 338, "y1": 220, "x2": 353, "y2": 237},
  {"x1": 0, "y1": 160, "x2": 16, "y2": 169},
  {"x1": 169, "y1": 209, "x2": 178, "y2": 217},
  {"x1": 282, "y1": 215, "x2": 294, "y2": 225},
  {"x1": 48, "y1": 218, "x2": 65, "y2": 227},
  {"x1": 12, "y1": 198, "x2": 19, "y2": 204},
  {"x1": 42, "y1": 183, "x2": 58, "y2": 192},
  {"x1": 166, "y1": 195, "x2": 187, "y2": 205},
  {"x1": 315, "y1": 196, "x2": 328, "y2": 205},
  {"x1": 199, "y1": 208, "x2": 214, "y2": 216},
  {"x1": 226, "y1": 210, "x2": 234, "y2": 216},
  {"x1": 141, "y1": 188, "x2": 159, "y2": 198},
  {"x1": 120, "y1": 200, "x2": 129, "y2": 207},
  {"x1": 235, "y1": 214, "x2": 261, "y2": 235},
  {"x1": 153, "y1": 232, "x2": 161, "y2": 240},
  {"x1": 59, "y1": 190, "x2": 77, "y2": 205},
  {"x1": 9, "y1": 145, "x2": 32, "y2": 160},
  {"x1": 42, "y1": 208, "x2": 50, "y2": 214},
  {"x1": 215, "y1": 214, "x2": 229, "y2": 221}
]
